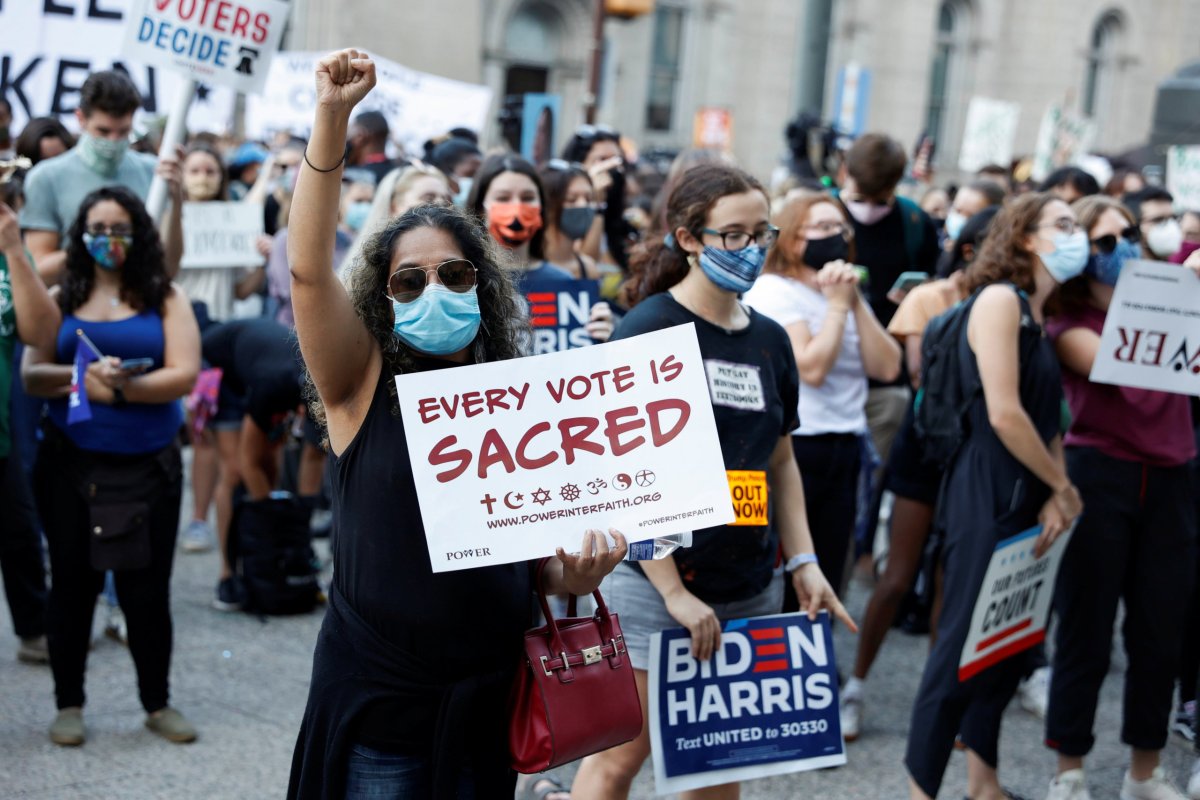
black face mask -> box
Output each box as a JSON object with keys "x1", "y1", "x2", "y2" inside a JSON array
[{"x1": 802, "y1": 233, "x2": 849, "y2": 270}]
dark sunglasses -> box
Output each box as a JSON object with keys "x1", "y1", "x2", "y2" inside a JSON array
[
  {"x1": 1090, "y1": 226, "x2": 1140, "y2": 254},
  {"x1": 387, "y1": 259, "x2": 477, "y2": 304}
]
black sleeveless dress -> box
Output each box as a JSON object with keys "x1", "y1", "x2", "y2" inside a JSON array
[{"x1": 288, "y1": 365, "x2": 532, "y2": 799}]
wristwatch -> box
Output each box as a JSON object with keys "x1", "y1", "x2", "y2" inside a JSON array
[
  {"x1": 111, "y1": 386, "x2": 128, "y2": 407},
  {"x1": 784, "y1": 553, "x2": 818, "y2": 572}
]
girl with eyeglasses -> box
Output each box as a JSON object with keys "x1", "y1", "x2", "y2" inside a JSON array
[
  {"x1": 21, "y1": 185, "x2": 201, "y2": 747},
  {"x1": 744, "y1": 194, "x2": 900, "y2": 607},
  {"x1": 905, "y1": 194, "x2": 1084, "y2": 800},
  {"x1": 1039, "y1": 195, "x2": 1198, "y2": 800},
  {"x1": 283, "y1": 51, "x2": 627, "y2": 799},
  {"x1": 572, "y1": 162, "x2": 854, "y2": 800}
]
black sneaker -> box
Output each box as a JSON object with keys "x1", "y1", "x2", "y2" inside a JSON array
[{"x1": 212, "y1": 577, "x2": 246, "y2": 612}]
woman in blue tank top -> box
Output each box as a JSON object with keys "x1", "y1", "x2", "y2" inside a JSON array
[
  {"x1": 22, "y1": 186, "x2": 200, "y2": 748},
  {"x1": 284, "y1": 51, "x2": 629, "y2": 799}
]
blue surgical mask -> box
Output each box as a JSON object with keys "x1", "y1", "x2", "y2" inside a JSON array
[
  {"x1": 1039, "y1": 230, "x2": 1090, "y2": 284},
  {"x1": 1084, "y1": 238, "x2": 1140, "y2": 286},
  {"x1": 452, "y1": 177, "x2": 473, "y2": 208},
  {"x1": 345, "y1": 201, "x2": 372, "y2": 233},
  {"x1": 697, "y1": 244, "x2": 768, "y2": 293},
  {"x1": 391, "y1": 284, "x2": 481, "y2": 356},
  {"x1": 945, "y1": 210, "x2": 968, "y2": 242}
]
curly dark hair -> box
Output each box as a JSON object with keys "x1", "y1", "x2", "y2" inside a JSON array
[
  {"x1": 466, "y1": 154, "x2": 547, "y2": 257},
  {"x1": 59, "y1": 186, "x2": 169, "y2": 315},
  {"x1": 964, "y1": 192, "x2": 1060, "y2": 295},
  {"x1": 620, "y1": 163, "x2": 767, "y2": 307},
  {"x1": 306, "y1": 203, "x2": 528, "y2": 431}
]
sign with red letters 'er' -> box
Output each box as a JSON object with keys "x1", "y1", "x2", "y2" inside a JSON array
[
  {"x1": 121, "y1": 0, "x2": 290, "y2": 95},
  {"x1": 1090, "y1": 259, "x2": 1200, "y2": 396},
  {"x1": 395, "y1": 324, "x2": 734, "y2": 572}
]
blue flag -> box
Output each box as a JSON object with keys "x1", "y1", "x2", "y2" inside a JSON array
[{"x1": 67, "y1": 336, "x2": 101, "y2": 425}]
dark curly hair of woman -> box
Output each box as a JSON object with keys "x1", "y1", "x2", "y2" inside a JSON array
[
  {"x1": 59, "y1": 186, "x2": 169, "y2": 315},
  {"x1": 306, "y1": 203, "x2": 528, "y2": 431},
  {"x1": 964, "y1": 192, "x2": 1059, "y2": 296}
]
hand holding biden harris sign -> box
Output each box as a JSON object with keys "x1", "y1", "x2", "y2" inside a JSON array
[{"x1": 395, "y1": 325, "x2": 733, "y2": 572}]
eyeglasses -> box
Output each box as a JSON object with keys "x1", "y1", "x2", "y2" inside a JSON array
[
  {"x1": 1090, "y1": 226, "x2": 1140, "y2": 254},
  {"x1": 85, "y1": 224, "x2": 134, "y2": 237},
  {"x1": 573, "y1": 124, "x2": 617, "y2": 141},
  {"x1": 1037, "y1": 218, "x2": 1081, "y2": 235},
  {"x1": 701, "y1": 226, "x2": 780, "y2": 250},
  {"x1": 803, "y1": 221, "x2": 849, "y2": 238},
  {"x1": 387, "y1": 259, "x2": 477, "y2": 303},
  {"x1": 544, "y1": 159, "x2": 585, "y2": 172}
]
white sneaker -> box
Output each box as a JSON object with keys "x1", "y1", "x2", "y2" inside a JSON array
[
  {"x1": 1019, "y1": 665, "x2": 1051, "y2": 719},
  {"x1": 1121, "y1": 767, "x2": 1186, "y2": 800},
  {"x1": 1186, "y1": 759, "x2": 1200, "y2": 800},
  {"x1": 1046, "y1": 769, "x2": 1091, "y2": 800},
  {"x1": 104, "y1": 606, "x2": 128, "y2": 647},
  {"x1": 840, "y1": 677, "x2": 864, "y2": 742},
  {"x1": 180, "y1": 520, "x2": 215, "y2": 553}
]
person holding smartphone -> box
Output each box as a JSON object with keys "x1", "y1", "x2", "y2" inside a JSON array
[{"x1": 21, "y1": 185, "x2": 201, "y2": 748}]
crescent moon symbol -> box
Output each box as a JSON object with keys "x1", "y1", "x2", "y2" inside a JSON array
[{"x1": 504, "y1": 491, "x2": 524, "y2": 509}]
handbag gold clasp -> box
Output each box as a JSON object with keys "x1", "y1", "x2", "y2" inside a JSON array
[{"x1": 582, "y1": 645, "x2": 603, "y2": 665}]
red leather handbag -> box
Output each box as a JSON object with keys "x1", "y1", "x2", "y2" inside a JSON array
[{"x1": 508, "y1": 558, "x2": 643, "y2": 773}]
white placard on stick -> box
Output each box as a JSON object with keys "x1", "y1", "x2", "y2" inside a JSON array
[
  {"x1": 1090, "y1": 259, "x2": 1200, "y2": 395},
  {"x1": 1167, "y1": 146, "x2": 1200, "y2": 213},
  {"x1": 244, "y1": 51, "x2": 494, "y2": 158},
  {"x1": 958, "y1": 97, "x2": 1020, "y2": 173},
  {"x1": 396, "y1": 324, "x2": 735, "y2": 573},
  {"x1": 121, "y1": 0, "x2": 289, "y2": 95},
  {"x1": 181, "y1": 202, "x2": 264, "y2": 269},
  {"x1": 959, "y1": 522, "x2": 1074, "y2": 681}
]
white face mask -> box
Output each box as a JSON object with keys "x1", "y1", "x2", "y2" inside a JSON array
[{"x1": 1146, "y1": 218, "x2": 1184, "y2": 258}]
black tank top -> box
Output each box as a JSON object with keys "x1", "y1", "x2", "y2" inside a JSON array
[{"x1": 331, "y1": 365, "x2": 532, "y2": 748}]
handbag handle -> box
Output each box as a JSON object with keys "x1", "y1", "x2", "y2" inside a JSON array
[{"x1": 535, "y1": 558, "x2": 616, "y2": 657}]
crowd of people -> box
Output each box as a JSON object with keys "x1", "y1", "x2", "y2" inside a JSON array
[{"x1": 1, "y1": 47, "x2": 1199, "y2": 800}]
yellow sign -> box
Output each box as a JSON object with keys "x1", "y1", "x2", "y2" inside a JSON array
[{"x1": 726, "y1": 470, "x2": 767, "y2": 526}]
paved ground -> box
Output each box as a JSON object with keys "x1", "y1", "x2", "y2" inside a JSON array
[{"x1": 2, "y1": 456, "x2": 1195, "y2": 798}]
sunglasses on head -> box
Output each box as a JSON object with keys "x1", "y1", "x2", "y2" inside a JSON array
[
  {"x1": 387, "y1": 259, "x2": 477, "y2": 304},
  {"x1": 1090, "y1": 226, "x2": 1140, "y2": 254}
]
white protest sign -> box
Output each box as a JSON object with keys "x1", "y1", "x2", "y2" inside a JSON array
[
  {"x1": 959, "y1": 523, "x2": 1074, "y2": 681},
  {"x1": 396, "y1": 324, "x2": 734, "y2": 573},
  {"x1": 958, "y1": 97, "x2": 1019, "y2": 173},
  {"x1": 121, "y1": 0, "x2": 289, "y2": 95},
  {"x1": 244, "y1": 52, "x2": 494, "y2": 157},
  {"x1": 1031, "y1": 104, "x2": 1097, "y2": 182},
  {"x1": 1090, "y1": 259, "x2": 1200, "y2": 395},
  {"x1": 1167, "y1": 146, "x2": 1200, "y2": 213},
  {"x1": 180, "y1": 202, "x2": 264, "y2": 269},
  {"x1": 0, "y1": 1, "x2": 234, "y2": 135}
]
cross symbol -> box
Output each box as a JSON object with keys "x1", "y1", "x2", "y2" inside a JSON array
[{"x1": 480, "y1": 493, "x2": 497, "y2": 514}]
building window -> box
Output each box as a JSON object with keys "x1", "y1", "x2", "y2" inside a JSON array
[
  {"x1": 924, "y1": 1, "x2": 965, "y2": 147},
  {"x1": 645, "y1": 5, "x2": 685, "y2": 132},
  {"x1": 1083, "y1": 12, "x2": 1122, "y2": 120}
]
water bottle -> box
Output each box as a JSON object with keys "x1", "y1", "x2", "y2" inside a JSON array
[{"x1": 625, "y1": 532, "x2": 692, "y2": 561}]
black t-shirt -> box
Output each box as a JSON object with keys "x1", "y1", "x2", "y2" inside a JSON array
[
  {"x1": 201, "y1": 318, "x2": 304, "y2": 432},
  {"x1": 611, "y1": 292, "x2": 800, "y2": 603},
  {"x1": 845, "y1": 201, "x2": 941, "y2": 328}
]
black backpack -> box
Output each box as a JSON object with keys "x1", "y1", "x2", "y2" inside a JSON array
[
  {"x1": 914, "y1": 284, "x2": 1035, "y2": 467},
  {"x1": 228, "y1": 492, "x2": 321, "y2": 615}
]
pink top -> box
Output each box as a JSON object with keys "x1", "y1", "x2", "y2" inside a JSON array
[{"x1": 1047, "y1": 303, "x2": 1196, "y2": 466}]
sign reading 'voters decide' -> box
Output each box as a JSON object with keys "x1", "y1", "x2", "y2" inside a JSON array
[
  {"x1": 649, "y1": 613, "x2": 846, "y2": 794},
  {"x1": 395, "y1": 325, "x2": 733, "y2": 572},
  {"x1": 1090, "y1": 259, "x2": 1200, "y2": 395},
  {"x1": 122, "y1": 0, "x2": 290, "y2": 95}
]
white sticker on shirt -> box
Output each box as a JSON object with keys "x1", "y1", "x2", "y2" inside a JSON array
[{"x1": 704, "y1": 359, "x2": 765, "y2": 411}]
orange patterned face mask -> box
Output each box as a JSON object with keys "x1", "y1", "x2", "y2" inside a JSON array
[{"x1": 486, "y1": 201, "x2": 543, "y2": 247}]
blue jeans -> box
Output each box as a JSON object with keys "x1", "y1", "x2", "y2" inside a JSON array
[{"x1": 344, "y1": 744, "x2": 474, "y2": 799}]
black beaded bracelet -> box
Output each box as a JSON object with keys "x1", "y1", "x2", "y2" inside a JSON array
[{"x1": 303, "y1": 149, "x2": 346, "y2": 173}]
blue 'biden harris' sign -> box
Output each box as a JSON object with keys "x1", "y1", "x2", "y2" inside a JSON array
[{"x1": 648, "y1": 612, "x2": 846, "y2": 793}]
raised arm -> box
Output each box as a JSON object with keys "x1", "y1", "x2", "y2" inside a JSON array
[
  {"x1": 289, "y1": 49, "x2": 380, "y2": 449},
  {"x1": 0, "y1": 203, "x2": 60, "y2": 350}
]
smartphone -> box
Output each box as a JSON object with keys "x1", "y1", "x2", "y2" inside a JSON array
[
  {"x1": 890, "y1": 271, "x2": 930, "y2": 294},
  {"x1": 118, "y1": 357, "x2": 154, "y2": 374}
]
